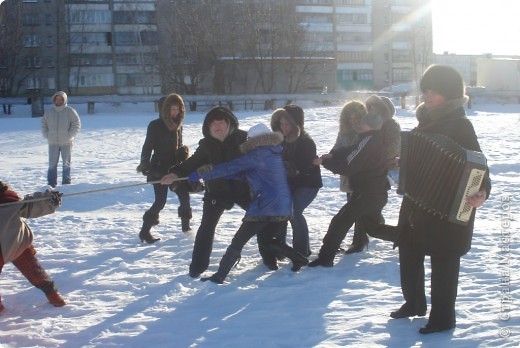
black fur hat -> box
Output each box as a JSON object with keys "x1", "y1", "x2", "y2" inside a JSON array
[{"x1": 420, "y1": 64, "x2": 465, "y2": 100}]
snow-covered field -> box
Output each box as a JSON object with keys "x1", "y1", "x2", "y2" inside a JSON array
[{"x1": 0, "y1": 99, "x2": 518, "y2": 347}]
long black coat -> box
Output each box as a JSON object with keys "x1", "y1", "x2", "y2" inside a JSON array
[
  {"x1": 140, "y1": 94, "x2": 186, "y2": 182},
  {"x1": 170, "y1": 112, "x2": 250, "y2": 209},
  {"x1": 399, "y1": 100, "x2": 491, "y2": 256}
]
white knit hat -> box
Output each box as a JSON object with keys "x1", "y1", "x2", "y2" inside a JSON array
[{"x1": 248, "y1": 123, "x2": 271, "y2": 138}]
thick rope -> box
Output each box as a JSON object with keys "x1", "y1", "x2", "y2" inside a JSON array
[{"x1": 0, "y1": 178, "x2": 189, "y2": 208}]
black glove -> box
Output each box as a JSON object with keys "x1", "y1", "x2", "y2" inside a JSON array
[
  {"x1": 176, "y1": 145, "x2": 190, "y2": 162},
  {"x1": 136, "y1": 163, "x2": 149, "y2": 176}
]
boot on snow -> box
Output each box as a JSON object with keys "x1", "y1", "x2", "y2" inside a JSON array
[{"x1": 139, "y1": 210, "x2": 160, "y2": 244}]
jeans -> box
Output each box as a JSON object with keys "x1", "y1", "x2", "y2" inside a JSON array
[
  {"x1": 287, "y1": 187, "x2": 319, "y2": 256},
  {"x1": 47, "y1": 144, "x2": 72, "y2": 187}
]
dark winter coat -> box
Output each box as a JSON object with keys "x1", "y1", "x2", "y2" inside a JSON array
[
  {"x1": 270, "y1": 109, "x2": 322, "y2": 192},
  {"x1": 169, "y1": 109, "x2": 250, "y2": 209},
  {"x1": 199, "y1": 132, "x2": 292, "y2": 221},
  {"x1": 399, "y1": 97, "x2": 491, "y2": 256},
  {"x1": 139, "y1": 94, "x2": 187, "y2": 181},
  {"x1": 323, "y1": 130, "x2": 389, "y2": 194}
]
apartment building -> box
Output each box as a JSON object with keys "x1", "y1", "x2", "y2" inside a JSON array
[
  {"x1": 1, "y1": 0, "x2": 431, "y2": 97},
  {"x1": 295, "y1": 0, "x2": 432, "y2": 91},
  {"x1": 0, "y1": 0, "x2": 160, "y2": 97}
]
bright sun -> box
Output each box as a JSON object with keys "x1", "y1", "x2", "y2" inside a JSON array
[{"x1": 432, "y1": 0, "x2": 520, "y2": 55}]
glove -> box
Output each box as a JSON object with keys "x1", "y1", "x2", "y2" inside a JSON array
[
  {"x1": 188, "y1": 171, "x2": 201, "y2": 182},
  {"x1": 45, "y1": 190, "x2": 62, "y2": 207},
  {"x1": 176, "y1": 145, "x2": 190, "y2": 162},
  {"x1": 196, "y1": 164, "x2": 213, "y2": 175},
  {"x1": 136, "y1": 163, "x2": 149, "y2": 176}
]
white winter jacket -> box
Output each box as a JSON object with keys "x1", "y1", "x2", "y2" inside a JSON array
[{"x1": 41, "y1": 91, "x2": 81, "y2": 146}]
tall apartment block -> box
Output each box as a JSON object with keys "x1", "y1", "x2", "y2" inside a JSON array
[
  {"x1": 296, "y1": 0, "x2": 432, "y2": 91},
  {"x1": 1, "y1": 0, "x2": 432, "y2": 97}
]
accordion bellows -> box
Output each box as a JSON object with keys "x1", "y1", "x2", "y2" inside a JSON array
[{"x1": 398, "y1": 131, "x2": 487, "y2": 225}]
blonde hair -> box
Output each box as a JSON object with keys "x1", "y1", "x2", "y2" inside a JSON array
[{"x1": 339, "y1": 100, "x2": 367, "y2": 134}]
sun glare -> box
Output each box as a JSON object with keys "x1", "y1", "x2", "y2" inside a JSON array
[{"x1": 433, "y1": 0, "x2": 520, "y2": 55}]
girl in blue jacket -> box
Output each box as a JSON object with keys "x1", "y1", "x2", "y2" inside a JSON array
[{"x1": 189, "y1": 123, "x2": 308, "y2": 284}]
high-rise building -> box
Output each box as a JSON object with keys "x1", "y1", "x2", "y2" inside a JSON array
[
  {"x1": 295, "y1": 0, "x2": 432, "y2": 91},
  {"x1": 1, "y1": 0, "x2": 432, "y2": 97},
  {"x1": 0, "y1": 0, "x2": 160, "y2": 97}
]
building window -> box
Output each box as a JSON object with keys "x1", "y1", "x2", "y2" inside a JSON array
[
  {"x1": 47, "y1": 77, "x2": 56, "y2": 90},
  {"x1": 46, "y1": 56, "x2": 55, "y2": 68},
  {"x1": 342, "y1": 69, "x2": 372, "y2": 81},
  {"x1": 46, "y1": 35, "x2": 55, "y2": 47},
  {"x1": 24, "y1": 35, "x2": 41, "y2": 47},
  {"x1": 26, "y1": 77, "x2": 41, "y2": 90},
  {"x1": 68, "y1": 10, "x2": 111, "y2": 24},
  {"x1": 393, "y1": 68, "x2": 413, "y2": 82},
  {"x1": 22, "y1": 14, "x2": 40, "y2": 26},
  {"x1": 26, "y1": 56, "x2": 42, "y2": 68}
]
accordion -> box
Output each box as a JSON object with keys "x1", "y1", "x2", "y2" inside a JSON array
[{"x1": 398, "y1": 130, "x2": 487, "y2": 225}]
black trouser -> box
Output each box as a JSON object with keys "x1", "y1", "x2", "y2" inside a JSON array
[
  {"x1": 318, "y1": 190, "x2": 388, "y2": 261},
  {"x1": 148, "y1": 181, "x2": 190, "y2": 216},
  {"x1": 229, "y1": 221, "x2": 283, "y2": 255},
  {"x1": 398, "y1": 223, "x2": 459, "y2": 327},
  {"x1": 190, "y1": 199, "x2": 268, "y2": 275}
]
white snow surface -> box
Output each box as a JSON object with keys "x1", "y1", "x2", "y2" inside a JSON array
[{"x1": 0, "y1": 100, "x2": 518, "y2": 347}]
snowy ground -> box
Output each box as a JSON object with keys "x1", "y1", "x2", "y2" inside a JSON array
[{"x1": 0, "y1": 99, "x2": 518, "y2": 347}]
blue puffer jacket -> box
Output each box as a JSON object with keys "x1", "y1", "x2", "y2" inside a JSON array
[{"x1": 199, "y1": 131, "x2": 292, "y2": 221}]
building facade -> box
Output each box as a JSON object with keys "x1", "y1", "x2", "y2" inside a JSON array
[{"x1": 1, "y1": 0, "x2": 431, "y2": 97}]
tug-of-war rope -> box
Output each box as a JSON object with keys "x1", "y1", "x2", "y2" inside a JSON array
[{"x1": 0, "y1": 177, "x2": 189, "y2": 208}]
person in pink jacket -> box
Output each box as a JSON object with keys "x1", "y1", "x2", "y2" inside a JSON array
[{"x1": 0, "y1": 181, "x2": 66, "y2": 312}]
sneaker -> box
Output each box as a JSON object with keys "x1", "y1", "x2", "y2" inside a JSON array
[{"x1": 47, "y1": 292, "x2": 67, "y2": 307}]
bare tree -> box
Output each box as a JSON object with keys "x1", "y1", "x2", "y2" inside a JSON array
[{"x1": 0, "y1": 2, "x2": 33, "y2": 96}]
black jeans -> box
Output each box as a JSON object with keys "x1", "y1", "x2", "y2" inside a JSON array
[
  {"x1": 189, "y1": 199, "x2": 271, "y2": 276},
  {"x1": 318, "y1": 190, "x2": 388, "y2": 261},
  {"x1": 148, "y1": 181, "x2": 190, "y2": 215}
]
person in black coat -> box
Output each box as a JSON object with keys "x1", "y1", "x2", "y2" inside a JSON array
[
  {"x1": 270, "y1": 105, "x2": 322, "y2": 257},
  {"x1": 389, "y1": 65, "x2": 491, "y2": 334},
  {"x1": 308, "y1": 112, "x2": 389, "y2": 267},
  {"x1": 136, "y1": 93, "x2": 192, "y2": 243},
  {"x1": 160, "y1": 106, "x2": 253, "y2": 278},
  {"x1": 344, "y1": 95, "x2": 401, "y2": 254}
]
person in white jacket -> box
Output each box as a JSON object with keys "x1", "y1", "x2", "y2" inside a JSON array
[{"x1": 41, "y1": 91, "x2": 81, "y2": 187}]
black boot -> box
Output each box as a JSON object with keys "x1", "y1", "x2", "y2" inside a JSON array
[
  {"x1": 178, "y1": 206, "x2": 192, "y2": 233},
  {"x1": 269, "y1": 242, "x2": 309, "y2": 272},
  {"x1": 259, "y1": 243, "x2": 278, "y2": 270},
  {"x1": 201, "y1": 247, "x2": 241, "y2": 284},
  {"x1": 139, "y1": 210, "x2": 160, "y2": 244},
  {"x1": 345, "y1": 228, "x2": 369, "y2": 254}
]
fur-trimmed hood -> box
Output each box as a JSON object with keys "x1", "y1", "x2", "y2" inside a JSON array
[
  {"x1": 270, "y1": 108, "x2": 301, "y2": 143},
  {"x1": 160, "y1": 93, "x2": 185, "y2": 132},
  {"x1": 365, "y1": 95, "x2": 395, "y2": 123},
  {"x1": 240, "y1": 131, "x2": 284, "y2": 154},
  {"x1": 202, "y1": 106, "x2": 239, "y2": 140}
]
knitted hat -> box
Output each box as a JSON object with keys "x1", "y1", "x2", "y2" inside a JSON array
[
  {"x1": 248, "y1": 123, "x2": 272, "y2": 138},
  {"x1": 420, "y1": 64, "x2": 465, "y2": 100},
  {"x1": 360, "y1": 112, "x2": 383, "y2": 130},
  {"x1": 283, "y1": 104, "x2": 304, "y2": 129}
]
